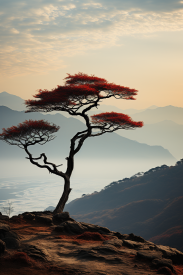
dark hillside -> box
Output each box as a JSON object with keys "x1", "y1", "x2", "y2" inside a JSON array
[
  {"x1": 65, "y1": 160, "x2": 183, "y2": 251},
  {"x1": 65, "y1": 161, "x2": 183, "y2": 215},
  {"x1": 71, "y1": 196, "x2": 183, "y2": 240},
  {"x1": 149, "y1": 226, "x2": 183, "y2": 252}
]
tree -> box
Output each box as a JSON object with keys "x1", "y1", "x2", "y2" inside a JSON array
[
  {"x1": 0, "y1": 73, "x2": 143, "y2": 214},
  {"x1": 3, "y1": 200, "x2": 14, "y2": 219}
]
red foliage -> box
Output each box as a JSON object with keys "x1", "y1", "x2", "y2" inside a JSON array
[
  {"x1": 90, "y1": 82, "x2": 137, "y2": 99},
  {"x1": 26, "y1": 85, "x2": 99, "y2": 108},
  {"x1": 0, "y1": 120, "x2": 59, "y2": 140},
  {"x1": 91, "y1": 112, "x2": 143, "y2": 128},
  {"x1": 64, "y1": 72, "x2": 107, "y2": 85},
  {"x1": 25, "y1": 73, "x2": 138, "y2": 112}
]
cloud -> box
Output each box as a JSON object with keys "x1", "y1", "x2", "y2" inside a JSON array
[
  {"x1": 0, "y1": 0, "x2": 183, "y2": 76},
  {"x1": 10, "y1": 28, "x2": 20, "y2": 34},
  {"x1": 99, "y1": 0, "x2": 183, "y2": 12}
]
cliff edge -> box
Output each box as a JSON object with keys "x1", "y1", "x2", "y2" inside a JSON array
[{"x1": 0, "y1": 211, "x2": 183, "y2": 275}]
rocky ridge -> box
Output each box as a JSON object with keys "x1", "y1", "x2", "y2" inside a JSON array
[{"x1": 0, "y1": 211, "x2": 183, "y2": 275}]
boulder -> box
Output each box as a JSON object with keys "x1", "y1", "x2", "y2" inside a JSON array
[
  {"x1": 103, "y1": 238, "x2": 123, "y2": 248},
  {"x1": 3, "y1": 237, "x2": 20, "y2": 249},
  {"x1": 0, "y1": 215, "x2": 9, "y2": 221},
  {"x1": 62, "y1": 220, "x2": 86, "y2": 234},
  {"x1": 156, "y1": 245, "x2": 183, "y2": 265},
  {"x1": 80, "y1": 222, "x2": 111, "y2": 234},
  {"x1": 113, "y1": 232, "x2": 128, "y2": 239},
  {"x1": 54, "y1": 220, "x2": 116, "y2": 235},
  {"x1": 22, "y1": 244, "x2": 48, "y2": 261},
  {"x1": 136, "y1": 250, "x2": 163, "y2": 261},
  {"x1": 35, "y1": 215, "x2": 53, "y2": 225},
  {"x1": 23, "y1": 213, "x2": 35, "y2": 220},
  {"x1": 127, "y1": 233, "x2": 146, "y2": 243},
  {"x1": 76, "y1": 246, "x2": 123, "y2": 263},
  {"x1": 0, "y1": 239, "x2": 6, "y2": 255},
  {"x1": 152, "y1": 258, "x2": 174, "y2": 272},
  {"x1": 52, "y1": 212, "x2": 71, "y2": 223},
  {"x1": 0, "y1": 223, "x2": 10, "y2": 233},
  {"x1": 123, "y1": 240, "x2": 143, "y2": 249},
  {"x1": 92, "y1": 244, "x2": 120, "y2": 255},
  {"x1": 76, "y1": 248, "x2": 102, "y2": 260}
]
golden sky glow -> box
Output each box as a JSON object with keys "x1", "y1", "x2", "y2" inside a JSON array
[{"x1": 0, "y1": 0, "x2": 183, "y2": 109}]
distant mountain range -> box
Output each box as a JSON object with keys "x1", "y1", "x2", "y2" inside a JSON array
[
  {"x1": 130, "y1": 105, "x2": 183, "y2": 125},
  {"x1": 1, "y1": 92, "x2": 182, "y2": 124},
  {"x1": 91, "y1": 105, "x2": 183, "y2": 159},
  {"x1": 85, "y1": 104, "x2": 158, "y2": 117},
  {"x1": 0, "y1": 91, "x2": 157, "y2": 115},
  {"x1": 0, "y1": 91, "x2": 25, "y2": 111},
  {"x1": 65, "y1": 160, "x2": 183, "y2": 252},
  {"x1": 117, "y1": 120, "x2": 183, "y2": 160},
  {"x1": 1, "y1": 92, "x2": 182, "y2": 160},
  {"x1": 0, "y1": 106, "x2": 175, "y2": 166}
]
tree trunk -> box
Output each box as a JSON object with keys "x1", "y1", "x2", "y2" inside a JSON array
[{"x1": 53, "y1": 177, "x2": 72, "y2": 214}]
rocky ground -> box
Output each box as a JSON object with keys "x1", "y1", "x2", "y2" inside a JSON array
[{"x1": 0, "y1": 211, "x2": 183, "y2": 275}]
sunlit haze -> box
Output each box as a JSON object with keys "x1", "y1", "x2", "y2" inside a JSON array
[{"x1": 0, "y1": 0, "x2": 183, "y2": 109}]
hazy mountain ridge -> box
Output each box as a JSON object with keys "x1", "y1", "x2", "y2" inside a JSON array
[
  {"x1": 1, "y1": 92, "x2": 182, "y2": 161},
  {"x1": 0, "y1": 106, "x2": 175, "y2": 165},
  {"x1": 117, "y1": 119, "x2": 183, "y2": 160},
  {"x1": 130, "y1": 105, "x2": 183, "y2": 125},
  {"x1": 83, "y1": 104, "x2": 158, "y2": 118},
  {"x1": 0, "y1": 92, "x2": 158, "y2": 115},
  {"x1": 0, "y1": 91, "x2": 25, "y2": 111}
]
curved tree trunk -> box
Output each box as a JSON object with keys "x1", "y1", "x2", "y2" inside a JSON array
[{"x1": 53, "y1": 177, "x2": 72, "y2": 214}]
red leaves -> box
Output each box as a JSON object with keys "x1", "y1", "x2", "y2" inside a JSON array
[
  {"x1": 0, "y1": 120, "x2": 60, "y2": 148},
  {"x1": 25, "y1": 72, "x2": 138, "y2": 112},
  {"x1": 26, "y1": 85, "x2": 99, "y2": 108},
  {"x1": 91, "y1": 112, "x2": 143, "y2": 129},
  {"x1": 64, "y1": 72, "x2": 107, "y2": 85},
  {"x1": 64, "y1": 73, "x2": 138, "y2": 99},
  {"x1": 90, "y1": 83, "x2": 137, "y2": 99},
  {"x1": 0, "y1": 120, "x2": 59, "y2": 139}
]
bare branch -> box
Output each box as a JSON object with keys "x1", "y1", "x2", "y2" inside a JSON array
[{"x1": 24, "y1": 148, "x2": 65, "y2": 177}]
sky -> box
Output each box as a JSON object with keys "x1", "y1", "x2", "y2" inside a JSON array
[{"x1": 0, "y1": 0, "x2": 183, "y2": 109}]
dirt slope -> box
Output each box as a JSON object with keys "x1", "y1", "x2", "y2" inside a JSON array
[{"x1": 0, "y1": 212, "x2": 183, "y2": 275}]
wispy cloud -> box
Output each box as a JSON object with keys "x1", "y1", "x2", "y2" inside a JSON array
[{"x1": 0, "y1": 0, "x2": 183, "y2": 76}]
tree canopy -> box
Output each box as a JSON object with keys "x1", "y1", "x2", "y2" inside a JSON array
[
  {"x1": 0, "y1": 120, "x2": 59, "y2": 148},
  {"x1": 25, "y1": 72, "x2": 137, "y2": 115}
]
